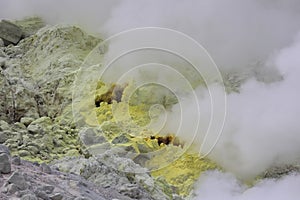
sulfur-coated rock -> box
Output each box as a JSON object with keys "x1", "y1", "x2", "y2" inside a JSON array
[
  {"x1": 20, "y1": 117, "x2": 35, "y2": 127},
  {"x1": 27, "y1": 124, "x2": 42, "y2": 134},
  {"x1": 19, "y1": 150, "x2": 30, "y2": 157},
  {"x1": 14, "y1": 17, "x2": 45, "y2": 37},
  {"x1": 0, "y1": 120, "x2": 10, "y2": 131}
]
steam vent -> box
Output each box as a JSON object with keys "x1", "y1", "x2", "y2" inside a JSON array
[{"x1": 1, "y1": 1, "x2": 300, "y2": 200}]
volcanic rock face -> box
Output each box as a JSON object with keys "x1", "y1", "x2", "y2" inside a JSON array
[
  {"x1": 1, "y1": 16, "x2": 299, "y2": 200},
  {"x1": 0, "y1": 143, "x2": 178, "y2": 199},
  {"x1": 0, "y1": 17, "x2": 183, "y2": 200},
  {"x1": 0, "y1": 22, "x2": 100, "y2": 123},
  {"x1": 0, "y1": 145, "x2": 127, "y2": 199}
]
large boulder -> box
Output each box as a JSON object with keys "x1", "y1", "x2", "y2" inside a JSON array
[
  {"x1": 0, "y1": 152, "x2": 11, "y2": 174},
  {"x1": 7, "y1": 171, "x2": 29, "y2": 190},
  {"x1": 0, "y1": 20, "x2": 23, "y2": 45}
]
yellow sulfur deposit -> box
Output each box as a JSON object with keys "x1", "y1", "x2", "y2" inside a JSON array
[
  {"x1": 151, "y1": 152, "x2": 218, "y2": 196},
  {"x1": 93, "y1": 81, "x2": 218, "y2": 196}
]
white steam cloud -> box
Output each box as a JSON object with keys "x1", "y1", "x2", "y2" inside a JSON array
[
  {"x1": 1, "y1": 0, "x2": 300, "y2": 199},
  {"x1": 193, "y1": 170, "x2": 300, "y2": 200},
  {"x1": 209, "y1": 35, "x2": 300, "y2": 179},
  {"x1": 100, "y1": 0, "x2": 300, "y2": 180}
]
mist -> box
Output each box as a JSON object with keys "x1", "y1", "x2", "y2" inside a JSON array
[
  {"x1": 1, "y1": 0, "x2": 300, "y2": 199},
  {"x1": 99, "y1": 0, "x2": 300, "y2": 180},
  {"x1": 193, "y1": 170, "x2": 300, "y2": 200},
  {"x1": 0, "y1": 0, "x2": 118, "y2": 34}
]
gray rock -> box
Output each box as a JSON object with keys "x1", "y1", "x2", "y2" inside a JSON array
[
  {"x1": 0, "y1": 38, "x2": 4, "y2": 47},
  {"x1": 35, "y1": 189, "x2": 50, "y2": 200},
  {"x1": 0, "y1": 132, "x2": 8, "y2": 143},
  {"x1": 0, "y1": 152, "x2": 11, "y2": 173},
  {"x1": 86, "y1": 143, "x2": 111, "y2": 155},
  {"x1": 73, "y1": 197, "x2": 87, "y2": 200},
  {"x1": 20, "y1": 117, "x2": 35, "y2": 127},
  {"x1": 21, "y1": 194, "x2": 38, "y2": 200},
  {"x1": 0, "y1": 144, "x2": 10, "y2": 155},
  {"x1": 27, "y1": 145, "x2": 40, "y2": 154},
  {"x1": 7, "y1": 171, "x2": 29, "y2": 190},
  {"x1": 56, "y1": 151, "x2": 170, "y2": 200},
  {"x1": 79, "y1": 128, "x2": 107, "y2": 146},
  {"x1": 19, "y1": 150, "x2": 30, "y2": 157},
  {"x1": 172, "y1": 194, "x2": 185, "y2": 200},
  {"x1": 0, "y1": 20, "x2": 23, "y2": 45},
  {"x1": 7, "y1": 183, "x2": 20, "y2": 194},
  {"x1": 119, "y1": 184, "x2": 142, "y2": 199},
  {"x1": 133, "y1": 154, "x2": 151, "y2": 166},
  {"x1": 0, "y1": 57, "x2": 6, "y2": 68},
  {"x1": 14, "y1": 122, "x2": 27, "y2": 130},
  {"x1": 40, "y1": 185, "x2": 55, "y2": 194},
  {"x1": 27, "y1": 117, "x2": 52, "y2": 135},
  {"x1": 0, "y1": 50, "x2": 5, "y2": 58},
  {"x1": 27, "y1": 124, "x2": 42, "y2": 134},
  {"x1": 0, "y1": 120, "x2": 10, "y2": 131},
  {"x1": 263, "y1": 164, "x2": 300, "y2": 179},
  {"x1": 30, "y1": 117, "x2": 52, "y2": 125},
  {"x1": 40, "y1": 163, "x2": 52, "y2": 174},
  {"x1": 16, "y1": 189, "x2": 32, "y2": 197},
  {"x1": 74, "y1": 197, "x2": 93, "y2": 200},
  {"x1": 111, "y1": 134, "x2": 130, "y2": 144},
  {"x1": 11, "y1": 155, "x2": 21, "y2": 165},
  {"x1": 49, "y1": 193, "x2": 63, "y2": 200}
]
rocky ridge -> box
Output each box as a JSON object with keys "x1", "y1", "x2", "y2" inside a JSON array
[
  {"x1": 1, "y1": 144, "x2": 176, "y2": 200},
  {"x1": 0, "y1": 17, "x2": 181, "y2": 199}
]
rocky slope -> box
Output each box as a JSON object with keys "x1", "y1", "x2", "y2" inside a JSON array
[
  {"x1": 0, "y1": 17, "x2": 186, "y2": 200},
  {"x1": 1, "y1": 144, "x2": 179, "y2": 200},
  {"x1": 1, "y1": 17, "x2": 298, "y2": 200}
]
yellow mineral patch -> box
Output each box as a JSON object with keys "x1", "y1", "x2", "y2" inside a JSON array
[
  {"x1": 128, "y1": 104, "x2": 151, "y2": 126},
  {"x1": 151, "y1": 151, "x2": 218, "y2": 196},
  {"x1": 93, "y1": 81, "x2": 219, "y2": 197},
  {"x1": 95, "y1": 102, "x2": 114, "y2": 123}
]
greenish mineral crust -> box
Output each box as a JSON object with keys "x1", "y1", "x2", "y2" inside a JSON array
[
  {"x1": 0, "y1": 18, "x2": 100, "y2": 163},
  {"x1": 92, "y1": 81, "x2": 218, "y2": 196}
]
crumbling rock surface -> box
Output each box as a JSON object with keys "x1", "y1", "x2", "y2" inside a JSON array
[
  {"x1": 52, "y1": 151, "x2": 178, "y2": 200},
  {"x1": 0, "y1": 21, "x2": 100, "y2": 123},
  {"x1": 263, "y1": 164, "x2": 300, "y2": 179},
  {"x1": 0, "y1": 145, "x2": 142, "y2": 200},
  {"x1": 0, "y1": 17, "x2": 179, "y2": 200}
]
